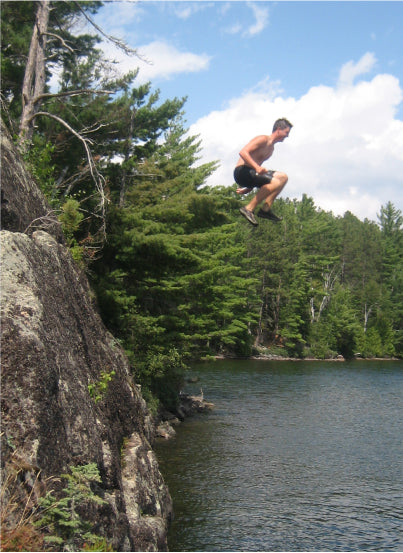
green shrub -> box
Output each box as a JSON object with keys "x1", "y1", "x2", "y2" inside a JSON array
[
  {"x1": 88, "y1": 370, "x2": 116, "y2": 403},
  {"x1": 35, "y1": 463, "x2": 107, "y2": 551}
]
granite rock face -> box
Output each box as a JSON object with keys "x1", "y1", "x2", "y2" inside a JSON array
[
  {"x1": 0, "y1": 122, "x2": 172, "y2": 551},
  {"x1": 0, "y1": 120, "x2": 63, "y2": 241}
]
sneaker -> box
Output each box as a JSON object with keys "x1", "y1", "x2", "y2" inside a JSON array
[
  {"x1": 257, "y1": 209, "x2": 283, "y2": 222},
  {"x1": 239, "y1": 206, "x2": 258, "y2": 226}
]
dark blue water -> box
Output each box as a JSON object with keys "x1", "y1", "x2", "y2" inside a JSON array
[{"x1": 155, "y1": 361, "x2": 403, "y2": 552}]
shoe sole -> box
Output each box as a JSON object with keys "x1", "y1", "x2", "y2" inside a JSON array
[
  {"x1": 240, "y1": 208, "x2": 258, "y2": 226},
  {"x1": 257, "y1": 211, "x2": 282, "y2": 222}
]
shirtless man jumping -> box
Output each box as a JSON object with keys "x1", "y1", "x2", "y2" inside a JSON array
[{"x1": 234, "y1": 118, "x2": 292, "y2": 226}]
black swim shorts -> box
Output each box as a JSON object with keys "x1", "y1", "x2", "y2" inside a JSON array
[{"x1": 234, "y1": 165, "x2": 275, "y2": 188}]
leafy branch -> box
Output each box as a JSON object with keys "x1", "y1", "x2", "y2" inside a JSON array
[{"x1": 88, "y1": 370, "x2": 116, "y2": 403}]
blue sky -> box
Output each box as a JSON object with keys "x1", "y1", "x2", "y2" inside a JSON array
[{"x1": 90, "y1": 1, "x2": 403, "y2": 221}]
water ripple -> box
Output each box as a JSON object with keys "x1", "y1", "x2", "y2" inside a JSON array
[{"x1": 156, "y1": 361, "x2": 403, "y2": 551}]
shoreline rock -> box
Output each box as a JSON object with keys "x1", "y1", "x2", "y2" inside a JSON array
[
  {"x1": 177, "y1": 393, "x2": 215, "y2": 418},
  {"x1": 156, "y1": 394, "x2": 214, "y2": 440}
]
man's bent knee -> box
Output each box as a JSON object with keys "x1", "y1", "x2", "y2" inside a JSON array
[{"x1": 274, "y1": 171, "x2": 288, "y2": 185}]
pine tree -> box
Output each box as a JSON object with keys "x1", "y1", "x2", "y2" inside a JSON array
[{"x1": 378, "y1": 202, "x2": 403, "y2": 354}]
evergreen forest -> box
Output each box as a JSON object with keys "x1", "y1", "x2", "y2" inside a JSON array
[{"x1": 2, "y1": 1, "x2": 402, "y2": 411}]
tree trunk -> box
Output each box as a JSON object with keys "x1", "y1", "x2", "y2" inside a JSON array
[
  {"x1": 254, "y1": 268, "x2": 267, "y2": 347},
  {"x1": 119, "y1": 107, "x2": 136, "y2": 207},
  {"x1": 19, "y1": 0, "x2": 50, "y2": 149},
  {"x1": 271, "y1": 280, "x2": 282, "y2": 342},
  {"x1": 364, "y1": 303, "x2": 372, "y2": 333}
]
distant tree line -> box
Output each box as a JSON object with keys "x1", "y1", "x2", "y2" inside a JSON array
[{"x1": 2, "y1": 1, "x2": 402, "y2": 411}]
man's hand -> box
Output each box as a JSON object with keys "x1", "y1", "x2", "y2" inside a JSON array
[
  {"x1": 256, "y1": 166, "x2": 268, "y2": 175},
  {"x1": 236, "y1": 187, "x2": 252, "y2": 195}
]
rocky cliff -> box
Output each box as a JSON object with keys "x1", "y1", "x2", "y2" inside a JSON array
[{"x1": 0, "y1": 121, "x2": 173, "y2": 551}]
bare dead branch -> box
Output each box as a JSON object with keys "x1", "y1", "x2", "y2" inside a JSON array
[
  {"x1": 80, "y1": 121, "x2": 110, "y2": 135},
  {"x1": 27, "y1": 110, "x2": 91, "y2": 143},
  {"x1": 72, "y1": 0, "x2": 150, "y2": 63},
  {"x1": 43, "y1": 31, "x2": 74, "y2": 53},
  {"x1": 26, "y1": 110, "x2": 107, "y2": 238},
  {"x1": 59, "y1": 167, "x2": 92, "y2": 197},
  {"x1": 24, "y1": 211, "x2": 62, "y2": 235},
  {"x1": 33, "y1": 88, "x2": 114, "y2": 104}
]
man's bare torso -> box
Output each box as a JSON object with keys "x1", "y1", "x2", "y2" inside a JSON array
[{"x1": 236, "y1": 135, "x2": 274, "y2": 168}]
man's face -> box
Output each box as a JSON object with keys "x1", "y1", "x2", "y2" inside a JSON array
[{"x1": 276, "y1": 127, "x2": 291, "y2": 142}]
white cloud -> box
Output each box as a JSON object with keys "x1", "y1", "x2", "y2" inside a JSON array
[
  {"x1": 245, "y1": 2, "x2": 270, "y2": 37},
  {"x1": 338, "y1": 52, "x2": 377, "y2": 87},
  {"x1": 49, "y1": 37, "x2": 210, "y2": 91},
  {"x1": 190, "y1": 54, "x2": 403, "y2": 222},
  {"x1": 138, "y1": 41, "x2": 211, "y2": 81},
  {"x1": 225, "y1": 22, "x2": 242, "y2": 35},
  {"x1": 225, "y1": 2, "x2": 270, "y2": 37},
  {"x1": 173, "y1": 2, "x2": 213, "y2": 20},
  {"x1": 99, "y1": 40, "x2": 211, "y2": 83},
  {"x1": 65, "y1": 2, "x2": 211, "y2": 85}
]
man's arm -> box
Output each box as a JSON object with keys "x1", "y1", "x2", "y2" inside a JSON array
[{"x1": 239, "y1": 135, "x2": 272, "y2": 174}]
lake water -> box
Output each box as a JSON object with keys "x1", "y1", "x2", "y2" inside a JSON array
[{"x1": 155, "y1": 360, "x2": 403, "y2": 552}]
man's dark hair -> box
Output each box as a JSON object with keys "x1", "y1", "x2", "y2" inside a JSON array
[{"x1": 273, "y1": 118, "x2": 293, "y2": 132}]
